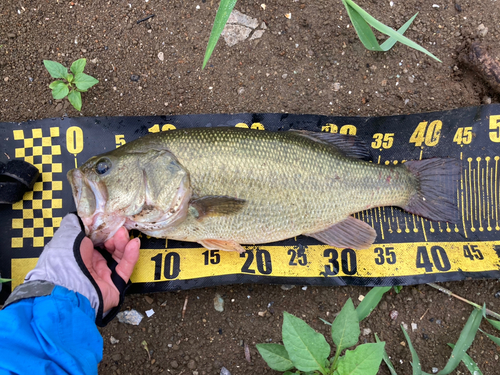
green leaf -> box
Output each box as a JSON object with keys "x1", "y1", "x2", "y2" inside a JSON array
[
  {"x1": 437, "y1": 308, "x2": 482, "y2": 374},
  {"x1": 70, "y1": 58, "x2": 87, "y2": 74},
  {"x1": 401, "y1": 325, "x2": 421, "y2": 375},
  {"x1": 341, "y1": 0, "x2": 441, "y2": 62},
  {"x1": 0, "y1": 278, "x2": 12, "y2": 283},
  {"x1": 49, "y1": 80, "x2": 66, "y2": 90},
  {"x1": 375, "y1": 333, "x2": 397, "y2": 375},
  {"x1": 282, "y1": 312, "x2": 330, "y2": 374},
  {"x1": 479, "y1": 328, "x2": 500, "y2": 346},
  {"x1": 67, "y1": 73, "x2": 74, "y2": 83},
  {"x1": 482, "y1": 307, "x2": 500, "y2": 331},
  {"x1": 393, "y1": 285, "x2": 403, "y2": 294},
  {"x1": 336, "y1": 342, "x2": 385, "y2": 375},
  {"x1": 74, "y1": 72, "x2": 99, "y2": 91},
  {"x1": 332, "y1": 298, "x2": 360, "y2": 352},
  {"x1": 202, "y1": 0, "x2": 237, "y2": 69},
  {"x1": 447, "y1": 343, "x2": 483, "y2": 375},
  {"x1": 356, "y1": 287, "x2": 391, "y2": 322},
  {"x1": 43, "y1": 60, "x2": 68, "y2": 79},
  {"x1": 67, "y1": 90, "x2": 82, "y2": 111},
  {"x1": 51, "y1": 83, "x2": 69, "y2": 100},
  {"x1": 256, "y1": 343, "x2": 294, "y2": 372}
]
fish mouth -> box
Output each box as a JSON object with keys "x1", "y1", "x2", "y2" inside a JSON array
[{"x1": 67, "y1": 168, "x2": 123, "y2": 246}]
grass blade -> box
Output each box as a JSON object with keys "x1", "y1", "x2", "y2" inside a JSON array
[
  {"x1": 356, "y1": 287, "x2": 391, "y2": 322},
  {"x1": 401, "y1": 325, "x2": 422, "y2": 375},
  {"x1": 202, "y1": 0, "x2": 237, "y2": 69},
  {"x1": 437, "y1": 308, "x2": 482, "y2": 374},
  {"x1": 479, "y1": 328, "x2": 500, "y2": 346},
  {"x1": 447, "y1": 343, "x2": 483, "y2": 375},
  {"x1": 375, "y1": 333, "x2": 398, "y2": 375},
  {"x1": 380, "y1": 13, "x2": 418, "y2": 51},
  {"x1": 342, "y1": 0, "x2": 441, "y2": 62},
  {"x1": 342, "y1": 0, "x2": 382, "y2": 51}
]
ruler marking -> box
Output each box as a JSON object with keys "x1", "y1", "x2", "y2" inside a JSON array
[{"x1": 421, "y1": 217, "x2": 428, "y2": 242}]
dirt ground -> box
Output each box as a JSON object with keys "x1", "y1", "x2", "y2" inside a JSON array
[{"x1": 1, "y1": 0, "x2": 500, "y2": 374}]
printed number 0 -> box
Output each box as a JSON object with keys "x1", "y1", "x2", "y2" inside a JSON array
[{"x1": 66, "y1": 126, "x2": 84, "y2": 155}]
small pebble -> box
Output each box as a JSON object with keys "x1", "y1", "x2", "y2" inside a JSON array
[
  {"x1": 110, "y1": 336, "x2": 120, "y2": 344},
  {"x1": 220, "y1": 367, "x2": 231, "y2": 375},
  {"x1": 214, "y1": 293, "x2": 224, "y2": 312},
  {"x1": 436, "y1": 319, "x2": 442, "y2": 325},
  {"x1": 130, "y1": 74, "x2": 140, "y2": 81},
  {"x1": 362, "y1": 328, "x2": 372, "y2": 336},
  {"x1": 432, "y1": 367, "x2": 439, "y2": 373},
  {"x1": 390, "y1": 310, "x2": 398, "y2": 320},
  {"x1": 495, "y1": 291, "x2": 500, "y2": 298}
]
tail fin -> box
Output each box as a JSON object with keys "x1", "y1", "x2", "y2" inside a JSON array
[{"x1": 403, "y1": 158, "x2": 461, "y2": 223}]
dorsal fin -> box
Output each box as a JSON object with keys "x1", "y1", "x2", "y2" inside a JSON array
[{"x1": 290, "y1": 130, "x2": 371, "y2": 160}]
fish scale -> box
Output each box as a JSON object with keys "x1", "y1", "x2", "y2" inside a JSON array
[
  {"x1": 136, "y1": 128, "x2": 414, "y2": 243},
  {"x1": 69, "y1": 127, "x2": 459, "y2": 250}
]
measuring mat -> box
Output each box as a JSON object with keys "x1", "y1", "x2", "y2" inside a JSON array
[{"x1": 1, "y1": 106, "x2": 499, "y2": 302}]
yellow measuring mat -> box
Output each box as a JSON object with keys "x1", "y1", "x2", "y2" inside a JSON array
[{"x1": 0, "y1": 106, "x2": 499, "y2": 302}]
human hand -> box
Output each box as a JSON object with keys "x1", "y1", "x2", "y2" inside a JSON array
[
  {"x1": 24, "y1": 213, "x2": 141, "y2": 326},
  {"x1": 80, "y1": 227, "x2": 140, "y2": 313}
]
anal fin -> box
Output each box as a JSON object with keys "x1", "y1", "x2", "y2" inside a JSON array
[
  {"x1": 305, "y1": 216, "x2": 376, "y2": 250},
  {"x1": 199, "y1": 239, "x2": 246, "y2": 254}
]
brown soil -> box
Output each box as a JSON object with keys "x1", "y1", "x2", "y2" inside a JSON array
[{"x1": 1, "y1": 0, "x2": 500, "y2": 374}]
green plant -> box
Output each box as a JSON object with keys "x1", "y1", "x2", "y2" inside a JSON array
[
  {"x1": 341, "y1": 0, "x2": 440, "y2": 62},
  {"x1": 43, "y1": 58, "x2": 99, "y2": 111},
  {"x1": 257, "y1": 289, "x2": 389, "y2": 374},
  {"x1": 202, "y1": 0, "x2": 440, "y2": 69}
]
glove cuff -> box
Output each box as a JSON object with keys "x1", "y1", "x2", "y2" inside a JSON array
[{"x1": 3, "y1": 280, "x2": 56, "y2": 309}]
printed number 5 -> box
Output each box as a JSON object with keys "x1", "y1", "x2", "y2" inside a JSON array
[{"x1": 115, "y1": 135, "x2": 126, "y2": 148}]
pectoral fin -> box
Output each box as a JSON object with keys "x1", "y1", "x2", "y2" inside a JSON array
[
  {"x1": 199, "y1": 239, "x2": 246, "y2": 253},
  {"x1": 305, "y1": 216, "x2": 376, "y2": 249},
  {"x1": 190, "y1": 196, "x2": 247, "y2": 221}
]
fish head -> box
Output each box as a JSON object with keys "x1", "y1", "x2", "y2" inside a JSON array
[{"x1": 67, "y1": 149, "x2": 191, "y2": 246}]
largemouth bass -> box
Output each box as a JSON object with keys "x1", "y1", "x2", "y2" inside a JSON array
[{"x1": 67, "y1": 127, "x2": 460, "y2": 251}]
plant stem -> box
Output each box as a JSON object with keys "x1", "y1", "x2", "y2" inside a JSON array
[
  {"x1": 330, "y1": 349, "x2": 341, "y2": 373},
  {"x1": 427, "y1": 282, "x2": 500, "y2": 320}
]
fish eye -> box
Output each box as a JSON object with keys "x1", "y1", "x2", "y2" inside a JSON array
[{"x1": 95, "y1": 158, "x2": 111, "y2": 175}]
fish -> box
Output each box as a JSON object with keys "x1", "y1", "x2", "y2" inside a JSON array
[{"x1": 67, "y1": 127, "x2": 460, "y2": 251}]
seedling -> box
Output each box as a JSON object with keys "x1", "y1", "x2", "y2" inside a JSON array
[
  {"x1": 341, "y1": 0, "x2": 441, "y2": 62},
  {"x1": 43, "y1": 58, "x2": 99, "y2": 111},
  {"x1": 257, "y1": 289, "x2": 390, "y2": 374}
]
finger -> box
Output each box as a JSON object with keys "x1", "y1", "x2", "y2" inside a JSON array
[
  {"x1": 104, "y1": 227, "x2": 129, "y2": 253},
  {"x1": 114, "y1": 237, "x2": 140, "y2": 283}
]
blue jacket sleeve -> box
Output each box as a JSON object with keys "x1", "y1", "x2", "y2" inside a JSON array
[{"x1": 0, "y1": 285, "x2": 103, "y2": 375}]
